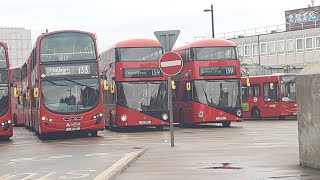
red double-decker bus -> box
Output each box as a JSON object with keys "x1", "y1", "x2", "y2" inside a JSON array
[
  {"x1": 241, "y1": 74, "x2": 297, "y2": 119},
  {"x1": 0, "y1": 42, "x2": 12, "y2": 140},
  {"x1": 172, "y1": 39, "x2": 242, "y2": 127},
  {"x1": 21, "y1": 60, "x2": 32, "y2": 129},
  {"x1": 30, "y1": 30, "x2": 104, "y2": 139},
  {"x1": 9, "y1": 65, "x2": 24, "y2": 126},
  {"x1": 100, "y1": 39, "x2": 169, "y2": 130}
]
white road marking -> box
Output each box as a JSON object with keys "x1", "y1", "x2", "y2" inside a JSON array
[
  {"x1": 48, "y1": 155, "x2": 73, "y2": 159},
  {"x1": 7, "y1": 158, "x2": 34, "y2": 165},
  {"x1": 84, "y1": 153, "x2": 109, "y2": 157},
  {"x1": 1, "y1": 173, "x2": 37, "y2": 180},
  {"x1": 160, "y1": 60, "x2": 181, "y2": 67},
  {"x1": 59, "y1": 170, "x2": 96, "y2": 179}
]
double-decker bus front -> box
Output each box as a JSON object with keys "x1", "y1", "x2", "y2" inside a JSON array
[
  {"x1": 101, "y1": 39, "x2": 169, "y2": 130},
  {"x1": 0, "y1": 42, "x2": 12, "y2": 140},
  {"x1": 33, "y1": 31, "x2": 104, "y2": 138},
  {"x1": 173, "y1": 39, "x2": 242, "y2": 127}
]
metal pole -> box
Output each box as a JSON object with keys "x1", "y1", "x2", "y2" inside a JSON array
[
  {"x1": 258, "y1": 35, "x2": 261, "y2": 65},
  {"x1": 211, "y1": 4, "x2": 214, "y2": 38},
  {"x1": 168, "y1": 76, "x2": 174, "y2": 147},
  {"x1": 165, "y1": 35, "x2": 174, "y2": 147}
]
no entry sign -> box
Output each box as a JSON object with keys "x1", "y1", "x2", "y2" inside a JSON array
[{"x1": 159, "y1": 52, "x2": 183, "y2": 76}]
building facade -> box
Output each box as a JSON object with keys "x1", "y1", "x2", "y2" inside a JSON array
[{"x1": 0, "y1": 28, "x2": 32, "y2": 67}]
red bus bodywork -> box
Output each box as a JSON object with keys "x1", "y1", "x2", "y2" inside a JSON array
[
  {"x1": 30, "y1": 30, "x2": 104, "y2": 139},
  {"x1": 0, "y1": 42, "x2": 13, "y2": 139},
  {"x1": 241, "y1": 74, "x2": 297, "y2": 119},
  {"x1": 173, "y1": 39, "x2": 243, "y2": 127},
  {"x1": 21, "y1": 59, "x2": 32, "y2": 129},
  {"x1": 9, "y1": 66, "x2": 24, "y2": 126},
  {"x1": 100, "y1": 39, "x2": 169, "y2": 130}
]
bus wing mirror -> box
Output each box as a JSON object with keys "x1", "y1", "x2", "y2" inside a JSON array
[
  {"x1": 13, "y1": 87, "x2": 18, "y2": 97},
  {"x1": 26, "y1": 91, "x2": 30, "y2": 100},
  {"x1": 246, "y1": 78, "x2": 250, "y2": 87},
  {"x1": 270, "y1": 83, "x2": 274, "y2": 90},
  {"x1": 186, "y1": 82, "x2": 191, "y2": 91},
  {"x1": 103, "y1": 80, "x2": 109, "y2": 91},
  {"x1": 171, "y1": 80, "x2": 176, "y2": 90},
  {"x1": 110, "y1": 84, "x2": 115, "y2": 94},
  {"x1": 34, "y1": 88, "x2": 39, "y2": 98},
  {"x1": 19, "y1": 96, "x2": 23, "y2": 103}
]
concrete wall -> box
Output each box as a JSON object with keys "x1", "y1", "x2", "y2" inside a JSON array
[{"x1": 297, "y1": 63, "x2": 320, "y2": 168}]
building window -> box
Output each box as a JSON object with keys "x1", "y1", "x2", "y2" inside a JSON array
[
  {"x1": 277, "y1": 40, "x2": 285, "y2": 55},
  {"x1": 269, "y1": 41, "x2": 276, "y2": 55},
  {"x1": 252, "y1": 43, "x2": 259, "y2": 57},
  {"x1": 260, "y1": 42, "x2": 267, "y2": 56},
  {"x1": 315, "y1": 36, "x2": 320, "y2": 51},
  {"x1": 237, "y1": 45, "x2": 243, "y2": 57},
  {"x1": 286, "y1": 39, "x2": 294, "y2": 54},
  {"x1": 244, "y1": 44, "x2": 250, "y2": 58},
  {"x1": 296, "y1": 38, "x2": 303, "y2": 53},
  {"x1": 305, "y1": 37, "x2": 313, "y2": 52}
]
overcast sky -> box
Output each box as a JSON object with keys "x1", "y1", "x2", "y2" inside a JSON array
[{"x1": 0, "y1": 0, "x2": 313, "y2": 50}]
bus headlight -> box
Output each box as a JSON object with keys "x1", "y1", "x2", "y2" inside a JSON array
[
  {"x1": 236, "y1": 109, "x2": 242, "y2": 117},
  {"x1": 1, "y1": 120, "x2": 12, "y2": 126},
  {"x1": 92, "y1": 113, "x2": 103, "y2": 119},
  {"x1": 42, "y1": 116, "x2": 46, "y2": 121},
  {"x1": 162, "y1": 113, "x2": 168, "y2": 120},
  {"x1": 121, "y1": 115, "x2": 127, "y2": 122},
  {"x1": 198, "y1": 111, "x2": 205, "y2": 118}
]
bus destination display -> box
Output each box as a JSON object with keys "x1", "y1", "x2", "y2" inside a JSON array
[
  {"x1": 123, "y1": 68, "x2": 163, "y2": 78},
  {"x1": 200, "y1": 66, "x2": 236, "y2": 76},
  {"x1": 45, "y1": 65, "x2": 91, "y2": 76}
]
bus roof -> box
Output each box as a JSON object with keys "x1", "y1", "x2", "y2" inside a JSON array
[
  {"x1": 112, "y1": 39, "x2": 161, "y2": 48},
  {"x1": 36, "y1": 30, "x2": 95, "y2": 42},
  {"x1": 174, "y1": 38, "x2": 237, "y2": 51}
]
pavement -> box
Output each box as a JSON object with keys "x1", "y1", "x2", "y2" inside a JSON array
[
  {"x1": 116, "y1": 120, "x2": 320, "y2": 180},
  {"x1": 1, "y1": 120, "x2": 320, "y2": 180}
]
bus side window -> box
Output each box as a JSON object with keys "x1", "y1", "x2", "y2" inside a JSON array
[
  {"x1": 263, "y1": 82, "x2": 279, "y2": 102},
  {"x1": 248, "y1": 84, "x2": 260, "y2": 97},
  {"x1": 241, "y1": 86, "x2": 248, "y2": 102}
]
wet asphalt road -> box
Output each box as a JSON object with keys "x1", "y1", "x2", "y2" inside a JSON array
[{"x1": 1, "y1": 119, "x2": 320, "y2": 179}]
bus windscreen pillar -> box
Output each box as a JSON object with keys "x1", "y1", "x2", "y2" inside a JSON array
[{"x1": 297, "y1": 63, "x2": 320, "y2": 169}]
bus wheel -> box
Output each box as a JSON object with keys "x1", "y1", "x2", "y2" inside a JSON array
[
  {"x1": 222, "y1": 121, "x2": 231, "y2": 127},
  {"x1": 90, "y1": 131, "x2": 98, "y2": 137},
  {"x1": 252, "y1": 108, "x2": 261, "y2": 120},
  {"x1": 179, "y1": 109, "x2": 185, "y2": 128},
  {"x1": 156, "y1": 126, "x2": 164, "y2": 131}
]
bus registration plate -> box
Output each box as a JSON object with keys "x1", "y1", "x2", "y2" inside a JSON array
[
  {"x1": 66, "y1": 122, "x2": 80, "y2": 131},
  {"x1": 139, "y1": 120, "x2": 151, "y2": 125}
]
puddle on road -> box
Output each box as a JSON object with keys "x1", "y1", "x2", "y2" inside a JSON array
[{"x1": 200, "y1": 162, "x2": 243, "y2": 170}]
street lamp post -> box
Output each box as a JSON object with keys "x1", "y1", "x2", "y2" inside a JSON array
[{"x1": 204, "y1": 4, "x2": 214, "y2": 38}]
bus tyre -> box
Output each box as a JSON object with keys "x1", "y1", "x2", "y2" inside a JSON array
[
  {"x1": 252, "y1": 108, "x2": 261, "y2": 120},
  {"x1": 90, "y1": 131, "x2": 98, "y2": 137},
  {"x1": 179, "y1": 109, "x2": 185, "y2": 128},
  {"x1": 156, "y1": 126, "x2": 164, "y2": 131},
  {"x1": 222, "y1": 121, "x2": 231, "y2": 127}
]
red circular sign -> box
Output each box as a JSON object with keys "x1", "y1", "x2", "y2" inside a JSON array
[{"x1": 159, "y1": 52, "x2": 183, "y2": 76}]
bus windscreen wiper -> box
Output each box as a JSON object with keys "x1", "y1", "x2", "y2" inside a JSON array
[{"x1": 63, "y1": 77, "x2": 96, "y2": 88}]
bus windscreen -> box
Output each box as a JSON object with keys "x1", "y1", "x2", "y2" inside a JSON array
[
  {"x1": 192, "y1": 47, "x2": 237, "y2": 60},
  {"x1": 40, "y1": 32, "x2": 96, "y2": 62},
  {"x1": 118, "y1": 47, "x2": 163, "y2": 61}
]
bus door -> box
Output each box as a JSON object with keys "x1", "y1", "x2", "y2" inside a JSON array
[{"x1": 262, "y1": 82, "x2": 280, "y2": 116}]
